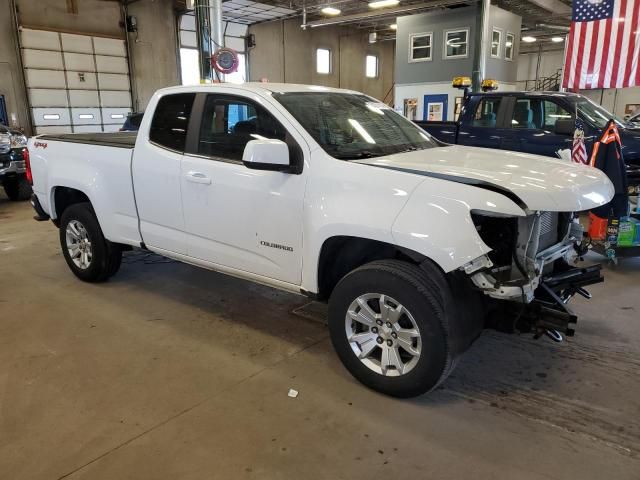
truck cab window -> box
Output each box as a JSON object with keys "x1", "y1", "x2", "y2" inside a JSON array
[
  {"x1": 149, "y1": 93, "x2": 195, "y2": 152},
  {"x1": 511, "y1": 99, "x2": 572, "y2": 130},
  {"x1": 512, "y1": 99, "x2": 537, "y2": 129},
  {"x1": 542, "y1": 101, "x2": 573, "y2": 130},
  {"x1": 473, "y1": 98, "x2": 501, "y2": 128},
  {"x1": 198, "y1": 95, "x2": 287, "y2": 161}
]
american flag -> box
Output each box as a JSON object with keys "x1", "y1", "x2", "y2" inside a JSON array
[
  {"x1": 562, "y1": 0, "x2": 640, "y2": 90},
  {"x1": 572, "y1": 118, "x2": 589, "y2": 164}
]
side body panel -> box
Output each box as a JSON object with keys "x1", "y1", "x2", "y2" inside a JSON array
[
  {"x1": 391, "y1": 179, "x2": 526, "y2": 272},
  {"x1": 298, "y1": 150, "x2": 527, "y2": 292},
  {"x1": 28, "y1": 138, "x2": 141, "y2": 246}
]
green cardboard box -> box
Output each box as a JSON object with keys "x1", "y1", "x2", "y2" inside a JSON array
[{"x1": 617, "y1": 220, "x2": 636, "y2": 246}]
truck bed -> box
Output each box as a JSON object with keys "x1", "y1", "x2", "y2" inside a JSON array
[{"x1": 38, "y1": 131, "x2": 137, "y2": 149}]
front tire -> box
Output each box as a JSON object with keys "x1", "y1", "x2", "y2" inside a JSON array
[
  {"x1": 3, "y1": 174, "x2": 32, "y2": 201},
  {"x1": 59, "y1": 203, "x2": 122, "y2": 282},
  {"x1": 328, "y1": 260, "x2": 457, "y2": 398}
]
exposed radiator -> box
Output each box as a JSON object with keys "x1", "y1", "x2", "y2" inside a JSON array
[{"x1": 538, "y1": 212, "x2": 559, "y2": 252}]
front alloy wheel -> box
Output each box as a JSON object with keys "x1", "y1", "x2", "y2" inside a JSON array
[
  {"x1": 328, "y1": 260, "x2": 456, "y2": 398},
  {"x1": 346, "y1": 293, "x2": 421, "y2": 377}
]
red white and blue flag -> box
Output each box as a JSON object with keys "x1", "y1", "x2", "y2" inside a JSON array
[
  {"x1": 562, "y1": 0, "x2": 640, "y2": 90},
  {"x1": 572, "y1": 118, "x2": 589, "y2": 164}
]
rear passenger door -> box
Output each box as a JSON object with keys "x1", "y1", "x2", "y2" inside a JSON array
[
  {"x1": 457, "y1": 96, "x2": 509, "y2": 149},
  {"x1": 132, "y1": 92, "x2": 195, "y2": 255},
  {"x1": 502, "y1": 97, "x2": 574, "y2": 157}
]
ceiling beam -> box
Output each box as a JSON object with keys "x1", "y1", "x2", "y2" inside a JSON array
[
  {"x1": 526, "y1": 0, "x2": 571, "y2": 16},
  {"x1": 303, "y1": 0, "x2": 471, "y2": 28}
]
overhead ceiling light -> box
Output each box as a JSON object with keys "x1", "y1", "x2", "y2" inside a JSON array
[
  {"x1": 551, "y1": 36, "x2": 564, "y2": 42},
  {"x1": 368, "y1": 0, "x2": 400, "y2": 9},
  {"x1": 522, "y1": 36, "x2": 537, "y2": 43},
  {"x1": 320, "y1": 6, "x2": 341, "y2": 15},
  {"x1": 390, "y1": 23, "x2": 397, "y2": 30}
]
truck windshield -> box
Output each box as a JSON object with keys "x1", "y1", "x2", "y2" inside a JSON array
[
  {"x1": 274, "y1": 92, "x2": 438, "y2": 159},
  {"x1": 578, "y1": 98, "x2": 630, "y2": 130}
]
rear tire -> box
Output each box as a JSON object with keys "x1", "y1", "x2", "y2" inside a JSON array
[
  {"x1": 59, "y1": 203, "x2": 122, "y2": 282},
  {"x1": 328, "y1": 259, "x2": 458, "y2": 398},
  {"x1": 3, "y1": 175, "x2": 32, "y2": 201}
]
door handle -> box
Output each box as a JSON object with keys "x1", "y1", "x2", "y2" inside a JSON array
[{"x1": 185, "y1": 171, "x2": 211, "y2": 185}]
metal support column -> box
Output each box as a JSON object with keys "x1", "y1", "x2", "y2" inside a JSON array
[
  {"x1": 195, "y1": 0, "x2": 212, "y2": 82},
  {"x1": 471, "y1": 0, "x2": 490, "y2": 92},
  {"x1": 210, "y1": 0, "x2": 224, "y2": 53}
]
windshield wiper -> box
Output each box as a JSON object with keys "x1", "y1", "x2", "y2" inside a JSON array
[{"x1": 331, "y1": 151, "x2": 380, "y2": 160}]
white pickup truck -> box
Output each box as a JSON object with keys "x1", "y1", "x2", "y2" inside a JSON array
[{"x1": 28, "y1": 83, "x2": 614, "y2": 397}]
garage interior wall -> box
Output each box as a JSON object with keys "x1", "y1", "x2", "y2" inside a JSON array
[
  {"x1": 0, "y1": 0, "x2": 180, "y2": 134},
  {"x1": 0, "y1": 0, "x2": 29, "y2": 130},
  {"x1": 248, "y1": 19, "x2": 395, "y2": 102}
]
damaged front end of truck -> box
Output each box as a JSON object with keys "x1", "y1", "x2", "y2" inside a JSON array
[{"x1": 463, "y1": 210, "x2": 603, "y2": 339}]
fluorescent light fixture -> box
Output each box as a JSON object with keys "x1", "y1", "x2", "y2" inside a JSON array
[
  {"x1": 79, "y1": 114, "x2": 94, "y2": 119},
  {"x1": 551, "y1": 36, "x2": 564, "y2": 43},
  {"x1": 320, "y1": 6, "x2": 341, "y2": 15},
  {"x1": 390, "y1": 23, "x2": 397, "y2": 30},
  {"x1": 348, "y1": 119, "x2": 375, "y2": 144},
  {"x1": 522, "y1": 36, "x2": 537, "y2": 43},
  {"x1": 368, "y1": 0, "x2": 399, "y2": 9},
  {"x1": 110, "y1": 114, "x2": 125, "y2": 119},
  {"x1": 43, "y1": 114, "x2": 60, "y2": 120}
]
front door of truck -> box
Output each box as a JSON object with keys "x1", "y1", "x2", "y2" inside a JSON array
[
  {"x1": 132, "y1": 92, "x2": 195, "y2": 255},
  {"x1": 180, "y1": 92, "x2": 306, "y2": 285},
  {"x1": 502, "y1": 97, "x2": 575, "y2": 157}
]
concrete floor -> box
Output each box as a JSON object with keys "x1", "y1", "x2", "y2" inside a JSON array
[{"x1": 1, "y1": 192, "x2": 639, "y2": 480}]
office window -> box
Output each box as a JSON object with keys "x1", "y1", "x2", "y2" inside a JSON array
[
  {"x1": 409, "y1": 32, "x2": 432, "y2": 62},
  {"x1": 316, "y1": 48, "x2": 331, "y2": 74},
  {"x1": 365, "y1": 55, "x2": 378, "y2": 78},
  {"x1": 444, "y1": 28, "x2": 469, "y2": 59},
  {"x1": 505, "y1": 32, "x2": 515, "y2": 60},
  {"x1": 491, "y1": 28, "x2": 502, "y2": 58}
]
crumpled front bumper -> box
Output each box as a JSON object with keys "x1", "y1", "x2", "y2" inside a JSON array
[{"x1": 524, "y1": 263, "x2": 604, "y2": 337}]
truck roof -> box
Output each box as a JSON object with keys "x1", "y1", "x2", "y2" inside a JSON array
[
  {"x1": 468, "y1": 91, "x2": 583, "y2": 100},
  {"x1": 155, "y1": 82, "x2": 360, "y2": 97}
]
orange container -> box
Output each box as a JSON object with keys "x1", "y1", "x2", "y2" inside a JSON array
[{"x1": 588, "y1": 213, "x2": 608, "y2": 240}]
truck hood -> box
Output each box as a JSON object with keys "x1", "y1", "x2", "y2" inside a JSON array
[{"x1": 356, "y1": 145, "x2": 614, "y2": 212}]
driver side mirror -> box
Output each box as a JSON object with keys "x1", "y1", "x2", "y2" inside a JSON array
[
  {"x1": 554, "y1": 118, "x2": 575, "y2": 136},
  {"x1": 242, "y1": 139, "x2": 290, "y2": 172}
]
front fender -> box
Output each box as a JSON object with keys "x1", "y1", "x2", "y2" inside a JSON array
[{"x1": 392, "y1": 177, "x2": 526, "y2": 272}]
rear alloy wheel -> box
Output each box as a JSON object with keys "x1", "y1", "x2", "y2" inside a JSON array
[
  {"x1": 329, "y1": 260, "x2": 456, "y2": 398},
  {"x1": 59, "y1": 203, "x2": 122, "y2": 282},
  {"x1": 65, "y1": 220, "x2": 93, "y2": 270}
]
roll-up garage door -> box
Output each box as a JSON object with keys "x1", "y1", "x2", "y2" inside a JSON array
[{"x1": 20, "y1": 29, "x2": 132, "y2": 134}]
